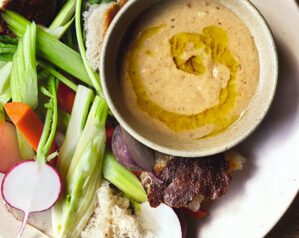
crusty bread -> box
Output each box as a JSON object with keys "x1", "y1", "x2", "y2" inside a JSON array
[{"x1": 84, "y1": 0, "x2": 127, "y2": 71}]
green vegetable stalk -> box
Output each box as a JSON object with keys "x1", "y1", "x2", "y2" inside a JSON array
[
  {"x1": 75, "y1": 0, "x2": 103, "y2": 96},
  {"x1": 10, "y1": 22, "x2": 38, "y2": 159},
  {"x1": 0, "y1": 35, "x2": 18, "y2": 62},
  {"x1": 10, "y1": 22, "x2": 38, "y2": 108},
  {"x1": 57, "y1": 85, "x2": 94, "y2": 178},
  {"x1": 2, "y1": 10, "x2": 92, "y2": 86},
  {"x1": 52, "y1": 92, "x2": 108, "y2": 238},
  {"x1": 103, "y1": 153, "x2": 147, "y2": 203},
  {"x1": 37, "y1": 76, "x2": 58, "y2": 162},
  {"x1": 0, "y1": 62, "x2": 12, "y2": 105},
  {"x1": 50, "y1": 0, "x2": 76, "y2": 30}
]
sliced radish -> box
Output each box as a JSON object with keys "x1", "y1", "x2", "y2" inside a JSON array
[
  {"x1": 0, "y1": 121, "x2": 22, "y2": 173},
  {"x1": 139, "y1": 202, "x2": 182, "y2": 238},
  {"x1": 1, "y1": 160, "x2": 61, "y2": 238}
]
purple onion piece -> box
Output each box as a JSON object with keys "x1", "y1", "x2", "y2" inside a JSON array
[{"x1": 111, "y1": 126, "x2": 155, "y2": 172}]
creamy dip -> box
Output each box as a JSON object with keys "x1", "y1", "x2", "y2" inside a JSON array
[{"x1": 120, "y1": 0, "x2": 259, "y2": 139}]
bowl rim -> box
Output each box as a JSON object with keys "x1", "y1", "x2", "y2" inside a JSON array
[{"x1": 100, "y1": 0, "x2": 278, "y2": 157}]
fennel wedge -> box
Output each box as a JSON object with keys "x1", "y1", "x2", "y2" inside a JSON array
[{"x1": 52, "y1": 92, "x2": 108, "y2": 238}]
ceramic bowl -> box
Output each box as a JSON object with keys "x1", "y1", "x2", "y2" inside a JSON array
[{"x1": 100, "y1": 0, "x2": 278, "y2": 157}]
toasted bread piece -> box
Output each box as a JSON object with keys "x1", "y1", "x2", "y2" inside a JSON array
[{"x1": 84, "y1": 1, "x2": 127, "y2": 71}]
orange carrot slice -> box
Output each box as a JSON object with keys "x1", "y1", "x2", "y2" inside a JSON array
[{"x1": 4, "y1": 102, "x2": 57, "y2": 153}]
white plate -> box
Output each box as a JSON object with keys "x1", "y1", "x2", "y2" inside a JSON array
[
  {"x1": 190, "y1": 0, "x2": 299, "y2": 237},
  {"x1": 1, "y1": 1, "x2": 298, "y2": 238}
]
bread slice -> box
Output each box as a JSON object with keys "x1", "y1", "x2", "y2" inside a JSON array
[{"x1": 84, "y1": 0, "x2": 127, "y2": 71}]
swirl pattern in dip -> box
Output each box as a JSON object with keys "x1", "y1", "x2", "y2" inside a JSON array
[{"x1": 120, "y1": 0, "x2": 259, "y2": 139}]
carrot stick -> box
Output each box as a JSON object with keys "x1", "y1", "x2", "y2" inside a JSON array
[{"x1": 4, "y1": 102, "x2": 57, "y2": 153}]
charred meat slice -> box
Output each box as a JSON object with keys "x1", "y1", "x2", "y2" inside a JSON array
[
  {"x1": 0, "y1": 0, "x2": 57, "y2": 34},
  {"x1": 141, "y1": 155, "x2": 232, "y2": 208}
]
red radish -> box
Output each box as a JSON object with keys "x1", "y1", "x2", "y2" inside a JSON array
[
  {"x1": 0, "y1": 121, "x2": 22, "y2": 173},
  {"x1": 1, "y1": 160, "x2": 61, "y2": 238},
  {"x1": 112, "y1": 126, "x2": 155, "y2": 171},
  {"x1": 138, "y1": 202, "x2": 182, "y2": 238},
  {"x1": 57, "y1": 83, "x2": 76, "y2": 114}
]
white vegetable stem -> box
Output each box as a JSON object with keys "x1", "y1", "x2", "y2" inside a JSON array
[
  {"x1": 52, "y1": 94, "x2": 109, "y2": 238},
  {"x1": 57, "y1": 85, "x2": 94, "y2": 179}
]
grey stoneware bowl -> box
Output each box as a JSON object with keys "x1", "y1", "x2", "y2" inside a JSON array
[{"x1": 100, "y1": 0, "x2": 278, "y2": 157}]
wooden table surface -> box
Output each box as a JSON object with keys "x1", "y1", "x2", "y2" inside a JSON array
[{"x1": 267, "y1": 193, "x2": 299, "y2": 238}]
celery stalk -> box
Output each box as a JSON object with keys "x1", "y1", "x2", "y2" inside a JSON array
[
  {"x1": 52, "y1": 95, "x2": 108, "y2": 238},
  {"x1": 103, "y1": 153, "x2": 147, "y2": 203},
  {"x1": 57, "y1": 85, "x2": 94, "y2": 178},
  {"x1": 2, "y1": 11, "x2": 92, "y2": 86},
  {"x1": 10, "y1": 22, "x2": 38, "y2": 108},
  {"x1": 42, "y1": 17, "x2": 74, "y2": 39},
  {"x1": 50, "y1": 0, "x2": 76, "y2": 30},
  {"x1": 0, "y1": 62, "x2": 12, "y2": 122},
  {"x1": 10, "y1": 22, "x2": 38, "y2": 159},
  {"x1": 0, "y1": 62, "x2": 12, "y2": 105},
  {"x1": 38, "y1": 61, "x2": 78, "y2": 92},
  {"x1": 37, "y1": 77, "x2": 58, "y2": 162}
]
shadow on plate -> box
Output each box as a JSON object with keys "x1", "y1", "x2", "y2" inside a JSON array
[{"x1": 188, "y1": 39, "x2": 299, "y2": 237}]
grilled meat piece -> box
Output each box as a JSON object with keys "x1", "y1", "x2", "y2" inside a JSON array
[
  {"x1": 141, "y1": 155, "x2": 232, "y2": 208},
  {"x1": 0, "y1": 0, "x2": 57, "y2": 34}
]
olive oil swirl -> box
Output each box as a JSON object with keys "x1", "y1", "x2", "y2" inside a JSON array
[{"x1": 127, "y1": 25, "x2": 239, "y2": 136}]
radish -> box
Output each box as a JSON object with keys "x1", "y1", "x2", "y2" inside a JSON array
[
  {"x1": 1, "y1": 161, "x2": 61, "y2": 238},
  {"x1": 0, "y1": 121, "x2": 22, "y2": 173},
  {"x1": 1, "y1": 77, "x2": 61, "y2": 238},
  {"x1": 139, "y1": 202, "x2": 182, "y2": 238},
  {"x1": 112, "y1": 126, "x2": 155, "y2": 171}
]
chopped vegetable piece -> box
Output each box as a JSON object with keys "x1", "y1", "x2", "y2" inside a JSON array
[
  {"x1": 112, "y1": 126, "x2": 155, "y2": 171},
  {"x1": 37, "y1": 78, "x2": 59, "y2": 163},
  {"x1": 53, "y1": 95, "x2": 108, "y2": 238},
  {"x1": 57, "y1": 108, "x2": 71, "y2": 134},
  {"x1": 57, "y1": 82, "x2": 76, "y2": 114},
  {"x1": 103, "y1": 152, "x2": 147, "y2": 203},
  {"x1": 0, "y1": 35, "x2": 17, "y2": 62},
  {"x1": 0, "y1": 62, "x2": 12, "y2": 105},
  {"x1": 42, "y1": 17, "x2": 74, "y2": 40},
  {"x1": 56, "y1": 85, "x2": 94, "y2": 178},
  {"x1": 2, "y1": 10, "x2": 92, "y2": 86},
  {"x1": 10, "y1": 22, "x2": 38, "y2": 109},
  {"x1": 0, "y1": 121, "x2": 22, "y2": 173},
  {"x1": 1, "y1": 161, "x2": 62, "y2": 238},
  {"x1": 1, "y1": 76, "x2": 61, "y2": 238},
  {"x1": 138, "y1": 202, "x2": 182, "y2": 238},
  {"x1": 38, "y1": 61, "x2": 78, "y2": 92},
  {"x1": 9, "y1": 22, "x2": 38, "y2": 159},
  {"x1": 50, "y1": 0, "x2": 76, "y2": 30},
  {"x1": 4, "y1": 102, "x2": 57, "y2": 153}
]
